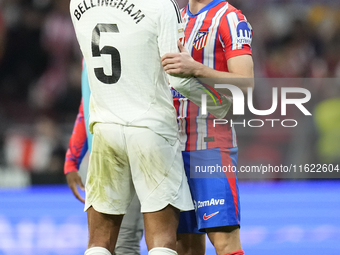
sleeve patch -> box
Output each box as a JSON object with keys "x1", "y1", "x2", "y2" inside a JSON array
[{"x1": 235, "y1": 21, "x2": 252, "y2": 46}]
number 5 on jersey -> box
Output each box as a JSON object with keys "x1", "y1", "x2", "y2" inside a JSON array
[{"x1": 92, "y1": 23, "x2": 121, "y2": 84}]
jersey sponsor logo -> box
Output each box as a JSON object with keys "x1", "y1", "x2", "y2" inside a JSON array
[
  {"x1": 236, "y1": 21, "x2": 252, "y2": 45},
  {"x1": 203, "y1": 211, "x2": 219, "y2": 220},
  {"x1": 194, "y1": 198, "x2": 225, "y2": 209},
  {"x1": 193, "y1": 31, "x2": 209, "y2": 50},
  {"x1": 171, "y1": 88, "x2": 186, "y2": 99}
]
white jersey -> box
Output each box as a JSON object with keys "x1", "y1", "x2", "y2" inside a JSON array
[{"x1": 70, "y1": 0, "x2": 184, "y2": 142}]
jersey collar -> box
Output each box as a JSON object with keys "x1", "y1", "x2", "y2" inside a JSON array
[{"x1": 186, "y1": 0, "x2": 226, "y2": 18}]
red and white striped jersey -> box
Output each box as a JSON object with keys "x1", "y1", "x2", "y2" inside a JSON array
[{"x1": 173, "y1": 0, "x2": 252, "y2": 151}]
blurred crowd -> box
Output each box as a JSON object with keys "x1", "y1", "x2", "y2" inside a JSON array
[
  {"x1": 0, "y1": 0, "x2": 339, "y2": 186},
  {"x1": 0, "y1": 0, "x2": 82, "y2": 185}
]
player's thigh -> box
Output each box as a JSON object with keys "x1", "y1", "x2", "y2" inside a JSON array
[
  {"x1": 125, "y1": 126, "x2": 193, "y2": 213},
  {"x1": 85, "y1": 123, "x2": 134, "y2": 215}
]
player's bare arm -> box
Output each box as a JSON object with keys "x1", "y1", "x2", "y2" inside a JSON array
[{"x1": 162, "y1": 40, "x2": 254, "y2": 96}]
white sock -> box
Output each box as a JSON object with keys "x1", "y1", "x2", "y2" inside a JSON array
[
  {"x1": 148, "y1": 247, "x2": 178, "y2": 255},
  {"x1": 84, "y1": 247, "x2": 112, "y2": 255}
]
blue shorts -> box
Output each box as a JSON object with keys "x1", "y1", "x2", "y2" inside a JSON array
[{"x1": 177, "y1": 147, "x2": 240, "y2": 233}]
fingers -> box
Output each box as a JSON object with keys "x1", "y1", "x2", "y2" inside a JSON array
[
  {"x1": 71, "y1": 185, "x2": 85, "y2": 203},
  {"x1": 162, "y1": 58, "x2": 179, "y2": 70},
  {"x1": 162, "y1": 54, "x2": 183, "y2": 69},
  {"x1": 66, "y1": 172, "x2": 85, "y2": 203},
  {"x1": 161, "y1": 52, "x2": 179, "y2": 62},
  {"x1": 166, "y1": 69, "x2": 181, "y2": 75},
  {"x1": 161, "y1": 40, "x2": 187, "y2": 63},
  {"x1": 163, "y1": 63, "x2": 180, "y2": 73}
]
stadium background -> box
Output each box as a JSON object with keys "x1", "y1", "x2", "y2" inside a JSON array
[{"x1": 0, "y1": 0, "x2": 339, "y2": 254}]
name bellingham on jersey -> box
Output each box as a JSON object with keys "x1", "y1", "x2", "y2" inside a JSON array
[{"x1": 73, "y1": 0, "x2": 145, "y2": 24}]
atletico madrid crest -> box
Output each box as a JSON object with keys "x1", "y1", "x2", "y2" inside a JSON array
[{"x1": 193, "y1": 31, "x2": 209, "y2": 50}]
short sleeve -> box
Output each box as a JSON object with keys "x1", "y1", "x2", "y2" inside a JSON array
[{"x1": 219, "y1": 10, "x2": 253, "y2": 60}]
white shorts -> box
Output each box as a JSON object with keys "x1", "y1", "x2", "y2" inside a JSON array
[{"x1": 84, "y1": 123, "x2": 194, "y2": 214}]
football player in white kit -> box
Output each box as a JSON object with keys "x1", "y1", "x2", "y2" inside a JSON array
[{"x1": 69, "y1": 1, "x2": 195, "y2": 255}]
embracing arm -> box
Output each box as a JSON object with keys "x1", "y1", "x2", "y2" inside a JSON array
[{"x1": 162, "y1": 41, "x2": 254, "y2": 96}]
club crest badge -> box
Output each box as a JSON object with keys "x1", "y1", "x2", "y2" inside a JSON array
[{"x1": 193, "y1": 31, "x2": 209, "y2": 50}]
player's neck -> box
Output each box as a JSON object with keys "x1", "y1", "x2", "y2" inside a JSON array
[{"x1": 189, "y1": 0, "x2": 213, "y2": 15}]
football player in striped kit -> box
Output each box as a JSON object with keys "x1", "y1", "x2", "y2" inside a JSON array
[{"x1": 162, "y1": 1, "x2": 254, "y2": 255}]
